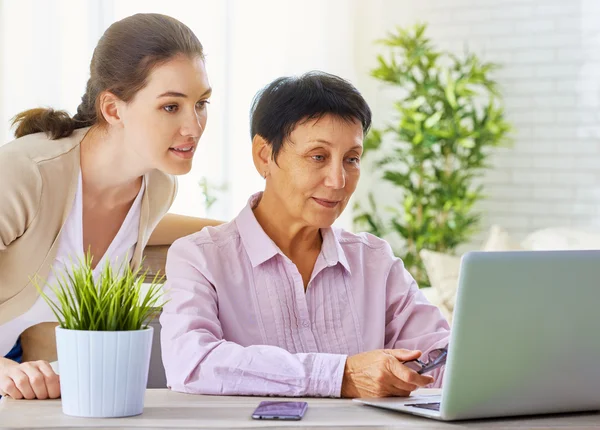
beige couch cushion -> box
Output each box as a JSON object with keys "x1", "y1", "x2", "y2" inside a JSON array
[
  {"x1": 481, "y1": 225, "x2": 523, "y2": 252},
  {"x1": 420, "y1": 250, "x2": 459, "y2": 322},
  {"x1": 522, "y1": 228, "x2": 600, "y2": 251}
]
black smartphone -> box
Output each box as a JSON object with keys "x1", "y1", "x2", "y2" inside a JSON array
[{"x1": 251, "y1": 401, "x2": 308, "y2": 420}]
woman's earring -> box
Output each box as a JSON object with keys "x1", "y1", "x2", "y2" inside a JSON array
[{"x1": 263, "y1": 171, "x2": 267, "y2": 179}]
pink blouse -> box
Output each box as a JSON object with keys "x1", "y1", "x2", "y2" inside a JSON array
[{"x1": 160, "y1": 193, "x2": 450, "y2": 397}]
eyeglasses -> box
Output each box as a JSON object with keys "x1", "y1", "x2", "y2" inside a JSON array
[{"x1": 403, "y1": 347, "x2": 448, "y2": 375}]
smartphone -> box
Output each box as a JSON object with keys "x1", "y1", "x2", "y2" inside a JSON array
[{"x1": 251, "y1": 401, "x2": 308, "y2": 420}]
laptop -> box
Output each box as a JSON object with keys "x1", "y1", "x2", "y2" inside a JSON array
[{"x1": 355, "y1": 250, "x2": 600, "y2": 421}]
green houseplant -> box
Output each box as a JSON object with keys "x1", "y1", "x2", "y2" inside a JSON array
[
  {"x1": 354, "y1": 23, "x2": 511, "y2": 286},
  {"x1": 36, "y1": 255, "x2": 164, "y2": 418}
]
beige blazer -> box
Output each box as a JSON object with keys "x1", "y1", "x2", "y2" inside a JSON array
[{"x1": 0, "y1": 128, "x2": 176, "y2": 360}]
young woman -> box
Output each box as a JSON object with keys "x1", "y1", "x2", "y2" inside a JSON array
[{"x1": 0, "y1": 13, "x2": 220, "y2": 400}]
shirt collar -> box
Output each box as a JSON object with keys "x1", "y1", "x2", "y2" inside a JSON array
[
  {"x1": 235, "y1": 193, "x2": 281, "y2": 268},
  {"x1": 320, "y1": 227, "x2": 352, "y2": 275},
  {"x1": 235, "y1": 192, "x2": 352, "y2": 274}
]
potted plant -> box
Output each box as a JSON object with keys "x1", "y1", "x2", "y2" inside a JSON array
[
  {"x1": 36, "y1": 255, "x2": 164, "y2": 418},
  {"x1": 354, "y1": 23, "x2": 512, "y2": 286}
]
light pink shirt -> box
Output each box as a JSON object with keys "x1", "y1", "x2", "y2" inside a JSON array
[{"x1": 160, "y1": 193, "x2": 450, "y2": 397}]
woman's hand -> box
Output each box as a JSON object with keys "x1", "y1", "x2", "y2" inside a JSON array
[
  {"x1": 0, "y1": 359, "x2": 60, "y2": 399},
  {"x1": 341, "y1": 349, "x2": 434, "y2": 398}
]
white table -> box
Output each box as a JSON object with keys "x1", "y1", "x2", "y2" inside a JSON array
[{"x1": 2, "y1": 389, "x2": 600, "y2": 429}]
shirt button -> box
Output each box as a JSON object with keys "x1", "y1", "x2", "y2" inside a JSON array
[{"x1": 301, "y1": 320, "x2": 310, "y2": 328}]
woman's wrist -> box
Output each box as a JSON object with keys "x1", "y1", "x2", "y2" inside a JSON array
[
  {"x1": 0, "y1": 357, "x2": 20, "y2": 370},
  {"x1": 340, "y1": 357, "x2": 358, "y2": 398}
]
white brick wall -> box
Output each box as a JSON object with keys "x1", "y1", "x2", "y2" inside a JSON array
[{"x1": 356, "y1": 0, "x2": 600, "y2": 245}]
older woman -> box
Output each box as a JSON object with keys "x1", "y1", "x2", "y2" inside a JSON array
[{"x1": 160, "y1": 72, "x2": 450, "y2": 398}]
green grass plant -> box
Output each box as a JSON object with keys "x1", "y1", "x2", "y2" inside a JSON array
[{"x1": 35, "y1": 254, "x2": 164, "y2": 331}]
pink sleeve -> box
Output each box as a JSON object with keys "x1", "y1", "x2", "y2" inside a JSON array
[
  {"x1": 384, "y1": 258, "x2": 451, "y2": 388},
  {"x1": 159, "y1": 239, "x2": 347, "y2": 397}
]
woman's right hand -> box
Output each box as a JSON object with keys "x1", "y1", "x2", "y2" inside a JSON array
[
  {"x1": 341, "y1": 349, "x2": 434, "y2": 398},
  {"x1": 0, "y1": 359, "x2": 60, "y2": 399}
]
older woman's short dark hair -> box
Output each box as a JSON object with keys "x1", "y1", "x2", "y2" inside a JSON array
[{"x1": 250, "y1": 71, "x2": 372, "y2": 161}]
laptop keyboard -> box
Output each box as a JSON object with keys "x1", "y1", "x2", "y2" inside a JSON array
[{"x1": 406, "y1": 402, "x2": 441, "y2": 411}]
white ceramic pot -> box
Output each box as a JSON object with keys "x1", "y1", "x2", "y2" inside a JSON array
[{"x1": 55, "y1": 326, "x2": 153, "y2": 417}]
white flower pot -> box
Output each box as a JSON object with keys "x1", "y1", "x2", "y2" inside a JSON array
[{"x1": 55, "y1": 326, "x2": 153, "y2": 418}]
